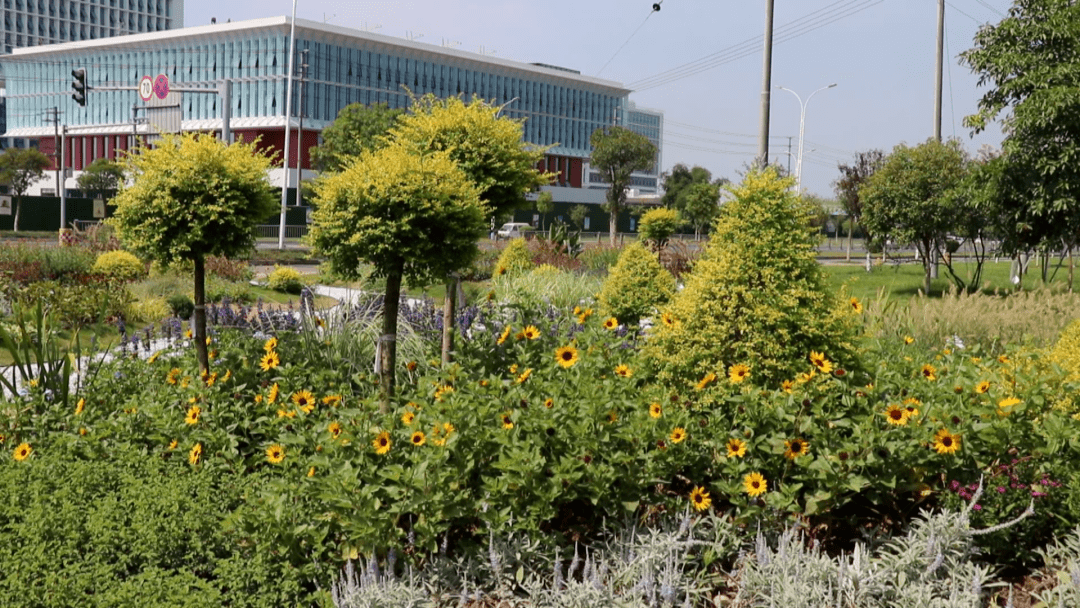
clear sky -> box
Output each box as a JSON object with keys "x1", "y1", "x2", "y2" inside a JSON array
[{"x1": 184, "y1": 0, "x2": 1010, "y2": 199}]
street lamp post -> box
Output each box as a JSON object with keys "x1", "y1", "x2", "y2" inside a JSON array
[{"x1": 776, "y1": 83, "x2": 836, "y2": 192}]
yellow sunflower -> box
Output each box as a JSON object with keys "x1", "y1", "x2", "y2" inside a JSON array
[
  {"x1": 614, "y1": 364, "x2": 633, "y2": 378},
  {"x1": 784, "y1": 438, "x2": 810, "y2": 460},
  {"x1": 726, "y1": 438, "x2": 747, "y2": 458},
  {"x1": 410, "y1": 431, "x2": 426, "y2": 446},
  {"x1": 544, "y1": 398, "x2": 554, "y2": 409},
  {"x1": 497, "y1": 326, "x2": 512, "y2": 346},
  {"x1": 188, "y1": 443, "x2": 202, "y2": 465},
  {"x1": 744, "y1": 472, "x2": 767, "y2": 497},
  {"x1": 903, "y1": 397, "x2": 920, "y2": 419},
  {"x1": 268, "y1": 383, "x2": 280, "y2": 404},
  {"x1": 780, "y1": 380, "x2": 794, "y2": 393},
  {"x1": 501, "y1": 413, "x2": 514, "y2": 430},
  {"x1": 997, "y1": 396, "x2": 1021, "y2": 415},
  {"x1": 933, "y1": 428, "x2": 961, "y2": 455},
  {"x1": 670, "y1": 427, "x2": 687, "y2": 444},
  {"x1": 603, "y1": 317, "x2": 619, "y2": 330},
  {"x1": 13, "y1": 442, "x2": 32, "y2": 461},
  {"x1": 522, "y1": 325, "x2": 541, "y2": 340},
  {"x1": 434, "y1": 385, "x2": 454, "y2": 401},
  {"x1": 555, "y1": 345, "x2": 579, "y2": 368},
  {"x1": 809, "y1": 351, "x2": 833, "y2": 374},
  {"x1": 260, "y1": 351, "x2": 280, "y2": 372},
  {"x1": 904, "y1": 336, "x2": 915, "y2": 345},
  {"x1": 322, "y1": 394, "x2": 342, "y2": 406},
  {"x1": 266, "y1": 444, "x2": 285, "y2": 464},
  {"x1": 728, "y1": 364, "x2": 750, "y2": 384},
  {"x1": 997, "y1": 354, "x2": 1010, "y2": 364},
  {"x1": 184, "y1": 405, "x2": 201, "y2": 425},
  {"x1": 402, "y1": 411, "x2": 416, "y2": 425},
  {"x1": 166, "y1": 368, "x2": 181, "y2": 385},
  {"x1": 263, "y1": 336, "x2": 278, "y2": 352},
  {"x1": 884, "y1": 404, "x2": 909, "y2": 426},
  {"x1": 849, "y1": 297, "x2": 864, "y2": 314},
  {"x1": 328, "y1": 422, "x2": 343, "y2": 439},
  {"x1": 649, "y1": 402, "x2": 662, "y2": 419},
  {"x1": 167, "y1": 439, "x2": 178, "y2": 451},
  {"x1": 148, "y1": 351, "x2": 160, "y2": 364},
  {"x1": 292, "y1": 390, "x2": 316, "y2": 414},
  {"x1": 689, "y1": 486, "x2": 712, "y2": 512},
  {"x1": 307, "y1": 466, "x2": 316, "y2": 477},
  {"x1": 921, "y1": 364, "x2": 937, "y2": 381},
  {"x1": 661, "y1": 312, "x2": 676, "y2": 327},
  {"x1": 74, "y1": 398, "x2": 85, "y2": 415},
  {"x1": 516, "y1": 368, "x2": 533, "y2": 384},
  {"x1": 372, "y1": 431, "x2": 392, "y2": 455},
  {"x1": 696, "y1": 372, "x2": 717, "y2": 390},
  {"x1": 974, "y1": 380, "x2": 990, "y2": 394}
]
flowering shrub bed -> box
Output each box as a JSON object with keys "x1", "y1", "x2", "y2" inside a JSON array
[{"x1": 1, "y1": 293, "x2": 1078, "y2": 603}]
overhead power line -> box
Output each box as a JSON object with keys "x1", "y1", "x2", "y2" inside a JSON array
[{"x1": 626, "y1": 0, "x2": 886, "y2": 92}]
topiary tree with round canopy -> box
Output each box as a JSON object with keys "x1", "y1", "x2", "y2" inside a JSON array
[
  {"x1": 644, "y1": 167, "x2": 856, "y2": 392},
  {"x1": 307, "y1": 145, "x2": 485, "y2": 407},
  {"x1": 108, "y1": 134, "x2": 277, "y2": 374}
]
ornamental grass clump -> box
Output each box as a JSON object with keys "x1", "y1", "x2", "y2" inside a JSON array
[
  {"x1": 644, "y1": 167, "x2": 856, "y2": 391},
  {"x1": 597, "y1": 241, "x2": 675, "y2": 326}
]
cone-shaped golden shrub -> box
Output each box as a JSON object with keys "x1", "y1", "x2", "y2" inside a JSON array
[
  {"x1": 598, "y1": 241, "x2": 675, "y2": 326},
  {"x1": 644, "y1": 168, "x2": 855, "y2": 390},
  {"x1": 493, "y1": 238, "x2": 534, "y2": 278}
]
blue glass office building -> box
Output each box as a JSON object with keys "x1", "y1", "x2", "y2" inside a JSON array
[{"x1": 2, "y1": 16, "x2": 661, "y2": 213}]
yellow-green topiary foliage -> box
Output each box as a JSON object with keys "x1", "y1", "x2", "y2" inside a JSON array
[
  {"x1": 494, "y1": 238, "x2": 533, "y2": 278},
  {"x1": 644, "y1": 168, "x2": 856, "y2": 391},
  {"x1": 268, "y1": 265, "x2": 304, "y2": 294},
  {"x1": 92, "y1": 250, "x2": 145, "y2": 282},
  {"x1": 598, "y1": 241, "x2": 675, "y2": 326},
  {"x1": 1050, "y1": 318, "x2": 1080, "y2": 380},
  {"x1": 638, "y1": 207, "x2": 681, "y2": 251}
]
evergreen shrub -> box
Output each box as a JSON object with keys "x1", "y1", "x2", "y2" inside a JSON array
[
  {"x1": 91, "y1": 250, "x2": 146, "y2": 282},
  {"x1": 493, "y1": 237, "x2": 533, "y2": 278},
  {"x1": 644, "y1": 168, "x2": 856, "y2": 391},
  {"x1": 597, "y1": 241, "x2": 675, "y2": 326},
  {"x1": 268, "y1": 265, "x2": 304, "y2": 294}
]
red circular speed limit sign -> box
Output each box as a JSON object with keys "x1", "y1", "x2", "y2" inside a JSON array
[
  {"x1": 153, "y1": 73, "x2": 169, "y2": 99},
  {"x1": 139, "y1": 76, "x2": 153, "y2": 101}
]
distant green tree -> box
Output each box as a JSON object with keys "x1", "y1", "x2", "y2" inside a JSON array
[
  {"x1": 310, "y1": 102, "x2": 403, "y2": 172},
  {"x1": 0, "y1": 147, "x2": 50, "y2": 232},
  {"x1": 535, "y1": 191, "x2": 554, "y2": 230},
  {"x1": 962, "y1": 2, "x2": 1080, "y2": 284},
  {"x1": 77, "y1": 158, "x2": 125, "y2": 200},
  {"x1": 590, "y1": 126, "x2": 657, "y2": 246},
  {"x1": 569, "y1": 204, "x2": 590, "y2": 230},
  {"x1": 860, "y1": 139, "x2": 969, "y2": 295},
  {"x1": 638, "y1": 207, "x2": 681, "y2": 254},
  {"x1": 661, "y1": 164, "x2": 712, "y2": 208},
  {"x1": 109, "y1": 134, "x2": 277, "y2": 374},
  {"x1": 678, "y1": 181, "x2": 722, "y2": 238},
  {"x1": 833, "y1": 149, "x2": 885, "y2": 260}
]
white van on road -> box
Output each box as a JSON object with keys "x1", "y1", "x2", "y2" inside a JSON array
[{"x1": 496, "y1": 222, "x2": 534, "y2": 239}]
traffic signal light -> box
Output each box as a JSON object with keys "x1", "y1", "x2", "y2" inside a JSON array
[{"x1": 71, "y1": 68, "x2": 87, "y2": 107}]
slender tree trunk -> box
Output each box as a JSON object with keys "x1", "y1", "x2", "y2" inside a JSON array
[
  {"x1": 379, "y1": 270, "x2": 402, "y2": 412},
  {"x1": 921, "y1": 242, "x2": 932, "y2": 296},
  {"x1": 193, "y1": 255, "x2": 209, "y2": 375},
  {"x1": 12, "y1": 197, "x2": 19, "y2": 232},
  {"x1": 609, "y1": 202, "x2": 618, "y2": 247},
  {"x1": 1069, "y1": 246, "x2": 1074, "y2": 292},
  {"x1": 845, "y1": 216, "x2": 853, "y2": 261},
  {"x1": 441, "y1": 275, "x2": 456, "y2": 365}
]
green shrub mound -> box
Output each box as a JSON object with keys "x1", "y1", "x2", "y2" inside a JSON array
[
  {"x1": 644, "y1": 168, "x2": 856, "y2": 390},
  {"x1": 268, "y1": 265, "x2": 304, "y2": 294},
  {"x1": 0, "y1": 448, "x2": 310, "y2": 607},
  {"x1": 597, "y1": 241, "x2": 675, "y2": 326},
  {"x1": 494, "y1": 237, "x2": 533, "y2": 278},
  {"x1": 638, "y1": 207, "x2": 681, "y2": 250},
  {"x1": 92, "y1": 250, "x2": 146, "y2": 282}
]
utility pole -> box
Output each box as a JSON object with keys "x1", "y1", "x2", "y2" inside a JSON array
[
  {"x1": 787, "y1": 136, "x2": 793, "y2": 176},
  {"x1": 278, "y1": 0, "x2": 299, "y2": 249},
  {"x1": 757, "y1": 0, "x2": 776, "y2": 168},
  {"x1": 45, "y1": 107, "x2": 60, "y2": 195},
  {"x1": 295, "y1": 48, "x2": 308, "y2": 209},
  {"x1": 934, "y1": 0, "x2": 944, "y2": 141},
  {"x1": 60, "y1": 126, "x2": 67, "y2": 229}
]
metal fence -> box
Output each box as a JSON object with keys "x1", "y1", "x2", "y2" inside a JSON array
[{"x1": 255, "y1": 225, "x2": 309, "y2": 239}]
